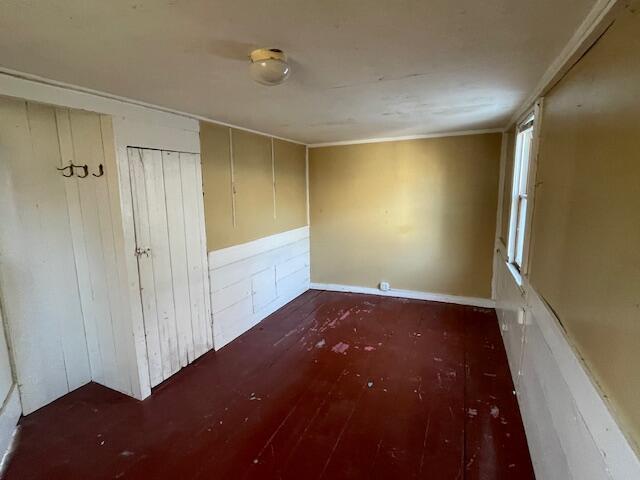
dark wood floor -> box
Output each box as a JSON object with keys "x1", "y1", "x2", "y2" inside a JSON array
[{"x1": 3, "y1": 290, "x2": 534, "y2": 479}]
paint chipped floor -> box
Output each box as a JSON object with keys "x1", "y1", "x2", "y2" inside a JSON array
[{"x1": 3, "y1": 291, "x2": 535, "y2": 479}]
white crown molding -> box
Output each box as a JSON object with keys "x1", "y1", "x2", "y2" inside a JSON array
[
  {"x1": 507, "y1": 0, "x2": 621, "y2": 128},
  {"x1": 0, "y1": 67, "x2": 306, "y2": 145},
  {"x1": 307, "y1": 128, "x2": 504, "y2": 148}
]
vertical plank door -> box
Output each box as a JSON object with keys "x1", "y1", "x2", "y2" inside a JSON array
[
  {"x1": 0, "y1": 99, "x2": 92, "y2": 414},
  {"x1": 127, "y1": 148, "x2": 211, "y2": 387}
]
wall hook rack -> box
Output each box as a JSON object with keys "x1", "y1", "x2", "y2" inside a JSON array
[
  {"x1": 75, "y1": 164, "x2": 89, "y2": 178},
  {"x1": 92, "y1": 164, "x2": 104, "y2": 177},
  {"x1": 56, "y1": 164, "x2": 74, "y2": 177}
]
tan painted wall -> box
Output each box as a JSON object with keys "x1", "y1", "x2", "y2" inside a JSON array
[
  {"x1": 273, "y1": 139, "x2": 308, "y2": 231},
  {"x1": 200, "y1": 122, "x2": 307, "y2": 250},
  {"x1": 524, "y1": 6, "x2": 640, "y2": 445},
  {"x1": 309, "y1": 133, "x2": 501, "y2": 298}
]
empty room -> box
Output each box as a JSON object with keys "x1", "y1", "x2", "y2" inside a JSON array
[{"x1": 0, "y1": 0, "x2": 638, "y2": 478}]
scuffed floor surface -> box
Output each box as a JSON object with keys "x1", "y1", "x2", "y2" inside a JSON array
[{"x1": 3, "y1": 290, "x2": 535, "y2": 479}]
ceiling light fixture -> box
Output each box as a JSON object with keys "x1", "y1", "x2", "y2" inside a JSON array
[{"x1": 249, "y1": 48, "x2": 290, "y2": 86}]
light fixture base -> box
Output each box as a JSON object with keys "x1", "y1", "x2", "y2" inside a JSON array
[
  {"x1": 249, "y1": 48, "x2": 290, "y2": 86},
  {"x1": 250, "y1": 48, "x2": 287, "y2": 63}
]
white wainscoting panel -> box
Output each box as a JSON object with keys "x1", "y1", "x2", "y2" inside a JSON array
[
  {"x1": 252, "y1": 268, "x2": 277, "y2": 311},
  {"x1": 209, "y1": 227, "x2": 310, "y2": 350},
  {"x1": 494, "y1": 245, "x2": 640, "y2": 480},
  {"x1": 493, "y1": 253, "x2": 527, "y2": 387}
]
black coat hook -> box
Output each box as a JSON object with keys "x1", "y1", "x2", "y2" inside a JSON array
[
  {"x1": 56, "y1": 164, "x2": 74, "y2": 177},
  {"x1": 92, "y1": 164, "x2": 104, "y2": 177},
  {"x1": 75, "y1": 164, "x2": 89, "y2": 178}
]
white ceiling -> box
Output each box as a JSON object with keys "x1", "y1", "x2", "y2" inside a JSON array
[{"x1": 0, "y1": 0, "x2": 596, "y2": 144}]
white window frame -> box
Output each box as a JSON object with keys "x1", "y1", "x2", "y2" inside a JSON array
[{"x1": 506, "y1": 99, "x2": 543, "y2": 283}]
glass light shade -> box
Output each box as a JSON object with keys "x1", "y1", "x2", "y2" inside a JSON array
[{"x1": 249, "y1": 58, "x2": 290, "y2": 86}]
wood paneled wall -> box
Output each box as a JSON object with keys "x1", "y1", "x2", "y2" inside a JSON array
[
  {"x1": 0, "y1": 97, "x2": 133, "y2": 413},
  {"x1": 200, "y1": 122, "x2": 307, "y2": 251},
  {"x1": 0, "y1": 98, "x2": 90, "y2": 412}
]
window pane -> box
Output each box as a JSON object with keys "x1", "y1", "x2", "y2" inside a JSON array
[
  {"x1": 515, "y1": 197, "x2": 527, "y2": 268},
  {"x1": 518, "y1": 128, "x2": 533, "y2": 195},
  {"x1": 508, "y1": 116, "x2": 534, "y2": 268}
]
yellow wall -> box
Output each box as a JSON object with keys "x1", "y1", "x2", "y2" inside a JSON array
[
  {"x1": 522, "y1": 7, "x2": 640, "y2": 445},
  {"x1": 273, "y1": 139, "x2": 308, "y2": 230},
  {"x1": 200, "y1": 122, "x2": 307, "y2": 250},
  {"x1": 309, "y1": 133, "x2": 501, "y2": 298}
]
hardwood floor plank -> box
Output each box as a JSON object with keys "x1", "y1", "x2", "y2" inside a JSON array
[{"x1": 4, "y1": 291, "x2": 534, "y2": 480}]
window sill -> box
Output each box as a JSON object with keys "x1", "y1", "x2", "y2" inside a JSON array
[{"x1": 506, "y1": 262, "x2": 524, "y2": 290}]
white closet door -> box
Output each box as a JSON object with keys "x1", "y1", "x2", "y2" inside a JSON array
[{"x1": 128, "y1": 148, "x2": 211, "y2": 387}]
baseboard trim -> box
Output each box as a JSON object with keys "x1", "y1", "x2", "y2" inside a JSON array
[{"x1": 310, "y1": 282, "x2": 495, "y2": 309}]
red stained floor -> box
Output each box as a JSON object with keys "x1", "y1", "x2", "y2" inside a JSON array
[{"x1": 3, "y1": 290, "x2": 535, "y2": 479}]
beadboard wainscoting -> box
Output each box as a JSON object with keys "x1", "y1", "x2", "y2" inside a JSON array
[
  {"x1": 208, "y1": 227, "x2": 310, "y2": 349},
  {"x1": 494, "y1": 244, "x2": 640, "y2": 480}
]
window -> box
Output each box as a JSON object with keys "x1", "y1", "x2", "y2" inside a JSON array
[{"x1": 508, "y1": 114, "x2": 535, "y2": 272}]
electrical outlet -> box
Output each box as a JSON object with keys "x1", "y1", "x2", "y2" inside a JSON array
[{"x1": 379, "y1": 281, "x2": 390, "y2": 291}]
